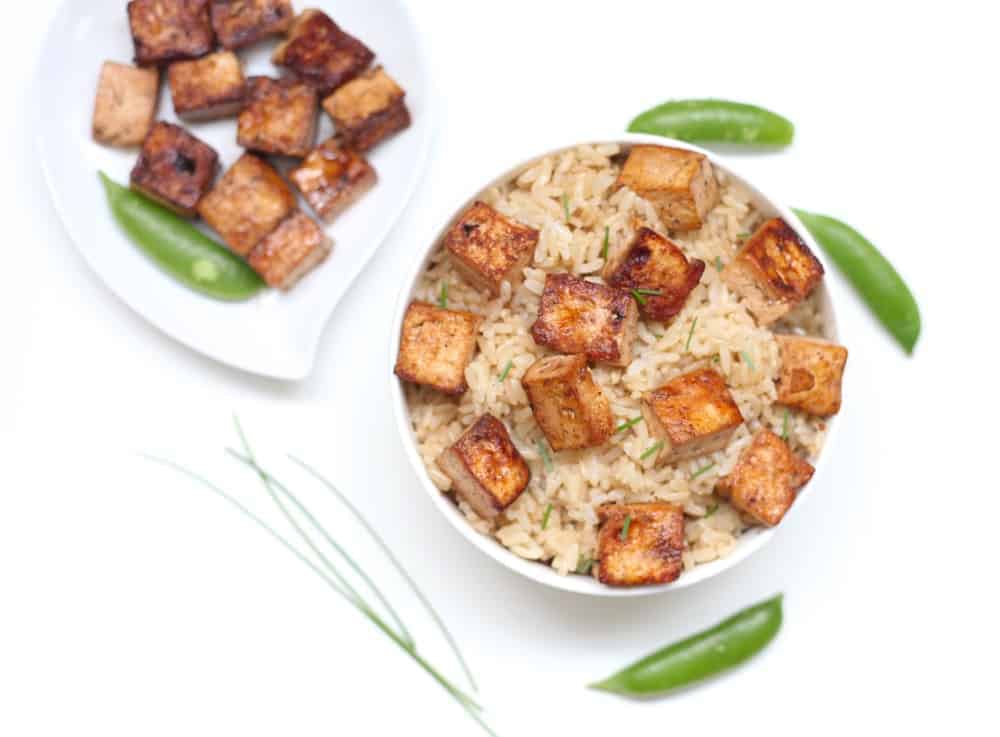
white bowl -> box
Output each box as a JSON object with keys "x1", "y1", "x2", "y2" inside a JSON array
[{"x1": 390, "y1": 134, "x2": 843, "y2": 596}]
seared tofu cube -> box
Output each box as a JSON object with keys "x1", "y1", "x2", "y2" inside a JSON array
[
  {"x1": 92, "y1": 62, "x2": 160, "y2": 147},
  {"x1": 196, "y1": 153, "x2": 296, "y2": 256},
  {"x1": 775, "y1": 335, "x2": 848, "y2": 416},
  {"x1": 443, "y1": 201, "x2": 539, "y2": 296},
  {"x1": 128, "y1": 0, "x2": 215, "y2": 66},
  {"x1": 530, "y1": 274, "x2": 639, "y2": 367},
  {"x1": 394, "y1": 302, "x2": 482, "y2": 395},
  {"x1": 722, "y1": 218, "x2": 825, "y2": 325},
  {"x1": 210, "y1": 0, "x2": 294, "y2": 49},
  {"x1": 272, "y1": 9, "x2": 374, "y2": 94},
  {"x1": 130, "y1": 122, "x2": 218, "y2": 217},
  {"x1": 288, "y1": 136, "x2": 376, "y2": 222},
  {"x1": 168, "y1": 51, "x2": 245, "y2": 121},
  {"x1": 716, "y1": 429, "x2": 814, "y2": 526},
  {"x1": 522, "y1": 354, "x2": 613, "y2": 451},
  {"x1": 436, "y1": 415, "x2": 531, "y2": 520},
  {"x1": 640, "y1": 368, "x2": 744, "y2": 464},
  {"x1": 237, "y1": 77, "x2": 319, "y2": 158},
  {"x1": 617, "y1": 145, "x2": 720, "y2": 232},
  {"x1": 323, "y1": 66, "x2": 411, "y2": 151},
  {"x1": 597, "y1": 503, "x2": 684, "y2": 586},
  {"x1": 604, "y1": 226, "x2": 705, "y2": 323},
  {"x1": 248, "y1": 212, "x2": 331, "y2": 290}
]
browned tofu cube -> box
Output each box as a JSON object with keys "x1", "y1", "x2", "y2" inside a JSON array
[
  {"x1": 127, "y1": 0, "x2": 215, "y2": 67},
  {"x1": 92, "y1": 62, "x2": 160, "y2": 147},
  {"x1": 210, "y1": 0, "x2": 294, "y2": 49},
  {"x1": 130, "y1": 122, "x2": 219, "y2": 217},
  {"x1": 604, "y1": 226, "x2": 705, "y2": 323},
  {"x1": 640, "y1": 368, "x2": 744, "y2": 464},
  {"x1": 322, "y1": 66, "x2": 411, "y2": 151},
  {"x1": 716, "y1": 430, "x2": 814, "y2": 526},
  {"x1": 721, "y1": 218, "x2": 825, "y2": 325},
  {"x1": 436, "y1": 415, "x2": 531, "y2": 520},
  {"x1": 288, "y1": 136, "x2": 377, "y2": 222},
  {"x1": 443, "y1": 202, "x2": 539, "y2": 296},
  {"x1": 775, "y1": 335, "x2": 848, "y2": 416},
  {"x1": 394, "y1": 302, "x2": 482, "y2": 395},
  {"x1": 597, "y1": 503, "x2": 684, "y2": 586},
  {"x1": 196, "y1": 153, "x2": 296, "y2": 256},
  {"x1": 617, "y1": 145, "x2": 719, "y2": 232},
  {"x1": 272, "y1": 9, "x2": 374, "y2": 94},
  {"x1": 530, "y1": 274, "x2": 639, "y2": 367},
  {"x1": 521, "y1": 354, "x2": 613, "y2": 451},
  {"x1": 167, "y1": 51, "x2": 245, "y2": 121},
  {"x1": 248, "y1": 212, "x2": 331, "y2": 290},
  {"x1": 237, "y1": 77, "x2": 319, "y2": 158}
]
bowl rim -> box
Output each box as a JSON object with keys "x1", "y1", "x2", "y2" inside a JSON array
[{"x1": 388, "y1": 133, "x2": 844, "y2": 597}]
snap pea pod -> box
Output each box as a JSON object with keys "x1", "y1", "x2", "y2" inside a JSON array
[
  {"x1": 793, "y1": 209, "x2": 920, "y2": 354},
  {"x1": 589, "y1": 594, "x2": 782, "y2": 698},
  {"x1": 99, "y1": 172, "x2": 265, "y2": 301},
  {"x1": 628, "y1": 99, "x2": 795, "y2": 147}
]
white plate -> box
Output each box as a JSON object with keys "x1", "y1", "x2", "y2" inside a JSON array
[{"x1": 36, "y1": 0, "x2": 431, "y2": 379}]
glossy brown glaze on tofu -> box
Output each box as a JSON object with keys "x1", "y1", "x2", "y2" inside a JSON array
[
  {"x1": 237, "y1": 76, "x2": 319, "y2": 158},
  {"x1": 92, "y1": 62, "x2": 160, "y2": 147},
  {"x1": 616, "y1": 145, "x2": 719, "y2": 232},
  {"x1": 775, "y1": 335, "x2": 847, "y2": 416},
  {"x1": 394, "y1": 302, "x2": 482, "y2": 395},
  {"x1": 323, "y1": 66, "x2": 411, "y2": 151},
  {"x1": 210, "y1": 0, "x2": 294, "y2": 49},
  {"x1": 288, "y1": 136, "x2": 376, "y2": 222},
  {"x1": 597, "y1": 503, "x2": 685, "y2": 586},
  {"x1": 522, "y1": 354, "x2": 613, "y2": 452},
  {"x1": 168, "y1": 51, "x2": 245, "y2": 121},
  {"x1": 130, "y1": 122, "x2": 219, "y2": 217},
  {"x1": 247, "y1": 211, "x2": 331, "y2": 290},
  {"x1": 128, "y1": 0, "x2": 215, "y2": 67},
  {"x1": 272, "y1": 9, "x2": 374, "y2": 94},
  {"x1": 443, "y1": 201, "x2": 539, "y2": 296}
]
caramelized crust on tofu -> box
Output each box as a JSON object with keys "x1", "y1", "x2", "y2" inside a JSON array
[
  {"x1": 272, "y1": 9, "x2": 374, "y2": 94},
  {"x1": 616, "y1": 145, "x2": 720, "y2": 232},
  {"x1": 323, "y1": 66, "x2": 411, "y2": 151},
  {"x1": 394, "y1": 302, "x2": 482, "y2": 395},
  {"x1": 237, "y1": 76, "x2": 319, "y2": 158},
  {"x1": 168, "y1": 51, "x2": 245, "y2": 121},
  {"x1": 522, "y1": 354, "x2": 613, "y2": 451},
  {"x1": 604, "y1": 226, "x2": 705, "y2": 322},
  {"x1": 597, "y1": 503, "x2": 684, "y2": 586},
  {"x1": 436, "y1": 415, "x2": 531, "y2": 520},
  {"x1": 288, "y1": 136, "x2": 376, "y2": 222},
  {"x1": 210, "y1": 0, "x2": 294, "y2": 49},
  {"x1": 196, "y1": 154, "x2": 296, "y2": 256},
  {"x1": 248, "y1": 212, "x2": 331, "y2": 290},
  {"x1": 716, "y1": 430, "x2": 814, "y2": 526},
  {"x1": 775, "y1": 335, "x2": 848, "y2": 416},
  {"x1": 92, "y1": 62, "x2": 160, "y2": 147},
  {"x1": 130, "y1": 122, "x2": 219, "y2": 217},
  {"x1": 443, "y1": 202, "x2": 539, "y2": 296},
  {"x1": 722, "y1": 218, "x2": 825, "y2": 325},
  {"x1": 641, "y1": 368, "x2": 744, "y2": 464},
  {"x1": 530, "y1": 274, "x2": 639, "y2": 367},
  {"x1": 128, "y1": 0, "x2": 215, "y2": 66}
]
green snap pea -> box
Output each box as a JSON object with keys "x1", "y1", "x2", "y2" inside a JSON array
[
  {"x1": 628, "y1": 99, "x2": 795, "y2": 147},
  {"x1": 589, "y1": 594, "x2": 782, "y2": 698},
  {"x1": 99, "y1": 172, "x2": 265, "y2": 301},
  {"x1": 793, "y1": 209, "x2": 920, "y2": 354}
]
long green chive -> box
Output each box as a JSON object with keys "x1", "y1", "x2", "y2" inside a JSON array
[
  {"x1": 438, "y1": 282, "x2": 448, "y2": 309},
  {"x1": 640, "y1": 440, "x2": 664, "y2": 461},
  {"x1": 691, "y1": 462, "x2": 716, "y2": 479},
  {"x1": 737, "y1": 231, "x2": 751, "y2": 239},
  {"x1": 562, "y1": 194, "x2": 571, "y2": 223},
  {"x1": 601, "y1": 226, "x2": 610, "y2": 259},
  {"x1": 631, "y1": 288, "x2": 662, "y2": 306},
  {"x1": 715, "y1": 255, "x2": 724, "y2": 272},
  {"x1": 620, "y1": 515, "x2": 633, "y2": 542},
  {"x1": 705, "y1": 503, "x2": 719, "y2": 518},
  {"x1": 497, "y1": 360, "x2": 513, "y2": 383},
  {"x1": 576, "y1": 555, "x2": 594, "y2": 575},
  {"x1": 537, "y1": 440, "x2": 553, "y2": 471},
  {"x1": 631, "y1": 289, "x2": 647, "y2": 306},
  {"x1": 685, "y1": 317, "x2": 698, "y2": 352},
  {"x1": 781, "y1": 408, "x2": 790, "y2": 441},
  {"x1": 541, "y1": 503, "x2": 553, "y2": 530},
  {"x1": 615, "y1": 416, "x2": 643, "y2": 434},
  {"x1": 740, "y1": 350, "x2": 756, "y2": 372}
]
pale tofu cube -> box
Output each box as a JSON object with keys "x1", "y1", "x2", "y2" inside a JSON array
[
  {"x1": 436, "y1": 415, "x2": 531, "y2": 519},
  {"x1": 597, "y1": 503, "x2": 684, "y2": 586},
  {"x1": 640, "y1": 368, "x2": 744, "y2": 464},
  {"x1": 604, "y1": 226, "x2": 705, "y2": 323},
  {"x1": 237, "y1": 77, "x2": 319, "y2": 158},
  {"x1": 323, "y1": 66, "x2": 411, "y2": 151},
  {"x1": 443, "y1": 201, "x2": 539, "y2": 296},
  {"x1": 715, "y1": 429, "x2": 814, "y2": 526},
  {"x1": 272, "y1": 9, "x2": 374, "y2": 94},
  {"x1": 288, "y1": 136, "x2": 376, "y2": 222},
  {"x1": 522, "y1": 354, "x2": 613, "y2": 451},
  {"x1": 130, "y1": 122, "x2": 219, "y2": 217},
  {"x1": 168, "y1": 51, "x2": 245, "y2": 121},
  {"x1": 721, "y1": 217, "x2": 825, "y2": 325},
  {"x1": 92, "y1": 62, "x2": 160, "y2": 147},
  {"x1": 210, "y1": 0, "x2": 294, "y2": 49},
  {"x1": 775, "y1": 335, "x2": 848, "y2": 416},
  {"x1": 247, "y1": 212, "x2": 331, "y2": 290},
  {"x1": 196, "y1": 153, "x2": 296, "y2": 256},
  {"x1": 394, "y1": 302, "x2": 482, "y2": 395},
  {"x1": 616, "y1": 144, "x2": 719, "y2": 232},
  {"x1": 127, "y1": 0, "x2": 215, "y2": 66},
  {"x1": 530, "y1": 274, "x2": 639, "y2": 367}
]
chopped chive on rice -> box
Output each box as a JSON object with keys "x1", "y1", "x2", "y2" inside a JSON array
[
  {"x1": 712, "y1": 354, "x2": 721, "y2": 363},
  {"x1": 541, "y1": 503, "x2": 553, "y2": 530},
  {"x1": 705, "y1": 503, "x2": 719, "y2": 518},
  {"x1": 740, "y1": 350, "x2": 756, "y2": 372},
  {"x1": 562, "y1": 194, "x2": 571, "y2": 223},
  {"x1": 691, "y1": 462, "x2": 715, "y2": 479},
  {"x1": 653, "y1": 332, "x2": 663, "y2": 339},
  {"x1": 715, "y1": 255, "x2": 724, "y2": 272},
  {"x1": 601, "y1": 226, "x2": 610, "y2": 259},
  {"x1": 438, "y1": 282, "x2": 448, "y2": 308},
  {"x1": 619, "y1": 515, "x2": 632, "y2": 542},
  {"x1": 737, "y1": 231, "x2": 750, "y2": 239},
  {"x1": 537, "y1": 440, "x2": 553, "y2": 471},
  {"x1": 576, "y1": 555, "x2": 594, "y2": 575},
  {"x1": 685, "y1": 317, "x2": 698, "y2": 352},
  {"x1": 782, "y1": 408, "x2": 790, "y2": 441},
  {"x1": 640, "y1": 440, "x2": 664, "y2": 461},
  {"x1": 614, "y1": 416, "x2": 643, "y2": 434},
  {"x1": 497, "y1": 360, "x2": 513, "y2": 383}
]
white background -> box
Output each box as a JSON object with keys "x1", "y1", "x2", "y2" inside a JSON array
[{"x1": 2, "y1": 1, "x2": 998, "y2": 735}]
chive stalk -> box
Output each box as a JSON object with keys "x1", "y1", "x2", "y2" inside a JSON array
[
  {"x1": 620, "y1": 515, "x2": 633, "y2": 542},
  {"x1": 541, "y1": 503, "x2": 553, "y2": 530},
  {"x1": 497, "y1": 360, "x2": 513, "y2": 383},
  {"x1": 601, "y1": 226, "x2": 610, "y2": 259},
  {"x1": 640, "y1": 441, "x2": 664, "y2": 461},
  {"x1": 438, "y1": 282, "x2": 449, "y2": 309},
  {"x1": 691, "y1": 462, "x2": 715, "y2": 479},
  {"x1": 615, "y1": 416, "x2": 643, "y2": 434},
  {"x1": 685, "y1": 318, "x2": 698, "y2": 352}
]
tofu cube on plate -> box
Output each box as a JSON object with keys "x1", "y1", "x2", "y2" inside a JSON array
[
  {"x1": 616, "y1": 144, "x2": 720, "y2": 232},
  {"x1": 597, "y1": 502, "x2": 685, "y2": 586},
  {"x1": 394, "y1": 302, "x2": 482, "y2": 395},
  {"x1": 168, "y1": 51, "x2": 245, "y2": 121},
  {"x1": 248, "y1": 211, "x2": 331, "y2": 290},
  {"x1": 210, "y1": 0, "x2": 294, "y2": 49},
  {"x1": 323, "y1": 66, "x2": 411, "y2": 151},
  {"x1": 522, "y1": 354, "x2": 613, "y2": 451},
  {"x1": 443, "y1": 201, "x2": 539, "y2": 296},
  {"x1": 128, "y1": 0, "x2": 215, "y2": 66},
  {"x1": 288, "y1": 136, "x2": 376, "y2": 222},
  {"x1": 238, "y1": 76, "x2": 319, "y2": 158},
  {"x1": 775, "y1": 334, "x2": 848, "y2": 416},
  {"x1": 92, "y1": 61, "x2": 160, "y2": 147},
  {"x1": 272, "y1": 9, "x2": 374, "y2": 94},
  {"x1": 130, "y1": 122, "x2": 219, "y2": 217}
]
